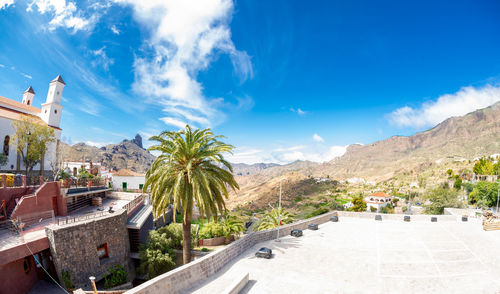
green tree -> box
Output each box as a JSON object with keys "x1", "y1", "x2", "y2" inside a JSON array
[
  {"x1": 347, "y1": 195, "x2": 367, "y2": 212},
  {"x1": 144, "y1": 126, "x2": 239, "y2": 264},
  {"x1": 423, "y1": 187, "x2": 463, "y2": 214},
  {"x1": 257, "y1": 208, "x2": 294, "y2": 231},
  {"x1": 453, "y1": 176, "x2": 462, "y2": 190},
  {"x1": 11, "y1": 117, "x2": 55, "y2": 179},
  {"x1": 139, "y1": 229, "x2": 177, "y2": 279},
  {"x1": 469, "y1": 182, "x2": 499, "y2": 208},
  {"x1": 473, "y1": 157, "x2": 495, "y2": 175}
]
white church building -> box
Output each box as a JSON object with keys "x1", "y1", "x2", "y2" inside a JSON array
[{"x1": 0, "y1": 75, "x2": 64, "y2": 174}]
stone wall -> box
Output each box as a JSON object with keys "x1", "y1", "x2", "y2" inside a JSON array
[
  {"x1": 45, "y1": 209, "x2": 132, "y2": 288},
  {"x1": 337, "y1": 211, "x2": 464, "y2": 222},
  {"x1": 125, "y1": 211, "x2": 339, "y2": 294}
]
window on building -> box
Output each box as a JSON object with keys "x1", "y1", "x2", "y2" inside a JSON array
[
  {"x1": 3, "y1": 135, "x2": 9, "y2": 156},
  {"x1": 97, "y1": 243, "x2": 109, "y2": 260},
  {"x1": 122, "y1": 182, "x2": 127, "y2": 190},
  {"x1": 27, "y1": 100, "x2": 30, "y2": 105},
  {"x1": 139, "y1": 184, "x2": 143, "y2": 190},
  {"x1": 23, "y1": 257, "x2": 31, "y2": 274}
]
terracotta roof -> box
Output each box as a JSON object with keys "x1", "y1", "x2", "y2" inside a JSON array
[
  {"x1": 369, "y1": 192, "x2": 392, "y2": 198},
  {"x1": 114, "y1": 169, "x2": 145, "y2": 177},
  {"x1": 50, "y1": 75, "x2": 65, "y2": 85},
  {"x1": 0, "y1": 96, "x2": 41, "y2": 114},
  {"x1": 0, "y1": 106, "x2": 61, "y2": 130}
]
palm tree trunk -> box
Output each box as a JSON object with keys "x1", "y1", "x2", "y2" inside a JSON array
[{"x1": 182, "y1": 211, "x2": 192, "y2": 264}]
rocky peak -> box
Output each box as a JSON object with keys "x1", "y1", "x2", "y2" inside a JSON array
[{"x1": 132, "y1": 134, "x2": 143, "y2": 149}]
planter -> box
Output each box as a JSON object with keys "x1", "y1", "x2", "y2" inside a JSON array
[
  {"x1": 224, "y1": 235, "x2": 235, "y2": 245},
  {"x1": 198, "y1": 236, "x2": 225, "y2": 246}
]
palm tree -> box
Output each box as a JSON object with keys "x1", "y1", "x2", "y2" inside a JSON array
[
  {"x1": 144, "y1": 126, "x2": 239, "y2": 264},
  {"x1": 257, "y1": 208, "x2": 294, "y2": 231}
]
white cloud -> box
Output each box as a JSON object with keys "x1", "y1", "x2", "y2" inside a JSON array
[
  {"x1": 90, "y1": 46, "x2": 114, "y2": 71},
  {"x1": 312, "y1": 133, "x2": 324, "y2": 143},
  {"x1": 388, "y1": 84, "x2": 500, "y2": 128},
  {"x1": 114, "y1": 0, "x2": 253, "y2": 128},
  {"x1": 84, "y1": 141, "x2": 112, "y2": 148},
  {"x1": 78, "y1": 97, "x2": 102, "y2": 116},
  {"x1": 160, "y1": 117, "x2": 188, "y2": 129},
  {"x1": 110, "y1": 24, "x2": 120, "y2": 35},
  {"x1": 0, "y1": 0, "x2": 13, "y2": 10},
  {"x1": 290, "y1": 107, "x2": 306, "y2": 115},
  {"x1": 22, "y1": 73, "x2": 32, "y2": 79},
  {"x1": 227, "y1": 144, "x2": 347, "y2": 164},
  {"x1": 27, "y1": 0, "x2": 104, "y2": 32},
  {"x1": 0, "y1": 63, "x2": 4, "y2": 68}
]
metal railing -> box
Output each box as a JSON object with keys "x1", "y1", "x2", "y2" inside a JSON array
[
  {"x1": 16, "y1": 210, "x2": 55, "y2": 230},
  {"x1": 57, "y1": 210, "x2": 110, "y2": 226},
  {"x1": 124, "y1": 194, "x2": 147, "y2": 214},
  {"x1": 62, "y1": 178, "x2": 105, "y2": 188}
]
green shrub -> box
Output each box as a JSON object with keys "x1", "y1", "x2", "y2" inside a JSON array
[
  {"x1": 305, "y1": 207, "x2": 329, "y2": 219},
  {"x1": 104, "y1": 264, "x2": 128, "y2": 289},
  {"x1": 370, "y1": 206, "x2": 377, "y2": 212},
  {"x1": 61, "y1": 270, "x2": 74, "y2": 290},
  {"x1": 201, "y1": 247, "x2": 209, "y2": 252},
  {"x1": 199, "y1": 222, "x2": 225, "y2": 239}
]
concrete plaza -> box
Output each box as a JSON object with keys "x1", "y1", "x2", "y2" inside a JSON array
[{"x1": 187, "y1": 217, "x2": 500, "y2": 294}]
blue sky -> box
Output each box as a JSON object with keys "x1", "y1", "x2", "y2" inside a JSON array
[{"x1": 1, "y1": 0, "x2": 500, "y2": 164}]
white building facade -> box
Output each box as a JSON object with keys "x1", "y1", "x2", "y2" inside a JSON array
[
  {"x1": 111, "y1": 169, "x2": 146, "y2": 191},
  {"x1": 364, "y1": 192, "x2": 393, "y2": 212},
  {"x1": 0, "y1": 75, "x2": 64, "y2": 174}
]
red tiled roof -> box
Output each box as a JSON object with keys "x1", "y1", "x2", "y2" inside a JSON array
[{"x1": 369, "y1": 192, "x2": 392, "y2": 198}]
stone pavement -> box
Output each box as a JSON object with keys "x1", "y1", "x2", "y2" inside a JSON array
[{"x1": 186, "y1": 217, "x2": 500, "y2": 294}]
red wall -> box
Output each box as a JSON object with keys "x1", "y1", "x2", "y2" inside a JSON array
[
  {"x1": 0, "y1": 187, "x2": 36, "y2": 206},
  {"x1": 0, "y1": 256, "x2": 38, "y2": 294},
  {"x1": 10, "y1": 182, "x2": 63, "y2": 219}
]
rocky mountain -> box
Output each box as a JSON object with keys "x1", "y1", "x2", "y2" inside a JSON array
[
  {"x1": 62, "y1": 134, "x2": 155, "y2": 173},
  {"x1": 227, "y1": 102, "x2": 500, "y2": 209},
  {"x1": 318, "y1": 101, "x2": 500, "y2": 181}
]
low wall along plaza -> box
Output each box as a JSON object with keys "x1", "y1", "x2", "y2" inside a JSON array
[{"x1": 125, "y1": 211, "x2": 338, "y2": 294}]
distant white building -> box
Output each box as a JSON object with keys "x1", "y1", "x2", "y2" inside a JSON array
[
  {"x1": 364, "y1": 192, "x2": 392, "y2": 212},
  {"x1": 0, "y1": 75, "x2": 64, "y2": 173},
  {"x1": 112, "y1": 169, "x2": 146, "y2": 191},
  {"x1": 347, "y1": 177, "x2": 365, "y2": 185},
  {"x1": 343, "y1": 202, "x2": 354, "y2": 210}
]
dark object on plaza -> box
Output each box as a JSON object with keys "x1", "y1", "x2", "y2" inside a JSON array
[
  {"x1": 404, "y1": 215, "x2": 411, "y2": 222},
  {"x1": 330, "y1": 216, "x2": 339, "y2": 222},
  {"x1": 431, "y1": 217, "x2": 438, "y2": 222},
  {"x1": 255, "y1": 247, "x2": 272, "y2": 259},
  {"x1": 375, "y1": 215, "x2": 382, "y2": 221},
  {"x1": 291, "y1": 229, "x2": 303, "y2": 237},
  {"x1": 462, "y1": 216, "x2": 468, "y2": 222},
  {"x1": 308, "y1": 223, "x2": 318, "y2": 230}
]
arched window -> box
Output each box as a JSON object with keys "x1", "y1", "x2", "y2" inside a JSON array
[
  {"x1": 3, "y1": 135, "x2": 10, "y2": 156},
  {"x1": 27, "y1": 100, "x2": 30, "y2": 105}
]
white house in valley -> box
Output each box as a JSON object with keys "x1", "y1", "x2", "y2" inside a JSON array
[
  {"x1": 364, "y1": 192, "x2": 393, "y2": 212},
  {"x1": 112, "y1": 169, "x2": 146, "y2": 191},
  {"x1": 0, "y1": 75, "x2": 64, "y2": 174}
]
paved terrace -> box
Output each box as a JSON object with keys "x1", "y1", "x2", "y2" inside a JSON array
[
  {"x1": 186, "y1": 217, "x2": 500, "y2": 294},
  {"x1": 0, "y1": 196, "x2": 134, "y2": 265}
]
